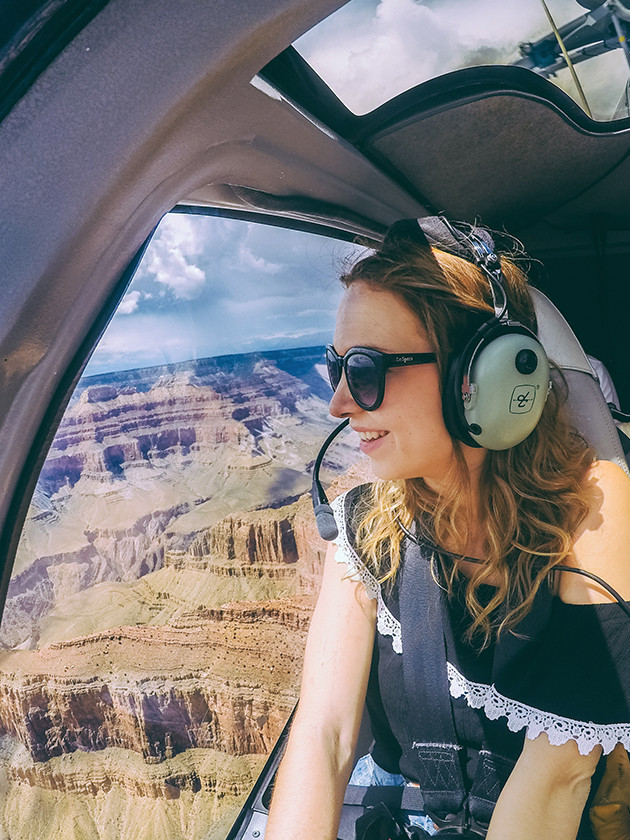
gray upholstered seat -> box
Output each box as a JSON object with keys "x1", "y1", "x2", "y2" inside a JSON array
[{"x1": 531, "y1": 287, "x2": 629, "y2": 478}]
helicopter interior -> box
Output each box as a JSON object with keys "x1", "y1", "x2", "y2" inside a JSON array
[{"x1": 1, "y1": 1, "x2": 630, "y2": 839}]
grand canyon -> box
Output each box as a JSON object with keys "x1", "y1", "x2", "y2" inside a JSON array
[{"x1": 0, "y1": 348, "x2": 366, "y2": 840}]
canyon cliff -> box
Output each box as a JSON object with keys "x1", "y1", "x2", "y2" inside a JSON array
[
  {"x1": 0, "y1": 349, "x2": 369, "y2": 839},
  {"x1": 4, "y1": 348, "x2": 358, "y2": 650}
]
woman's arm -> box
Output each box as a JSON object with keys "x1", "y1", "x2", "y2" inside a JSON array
[
  {"x1": 559, "y1": 459, "x2": 630, "y2": 604},
  {"x1": 487, "y1": 734, "x2": 601, "y2": 840},
  {"x1": 265, "y1": 540, "x2": 377, "y2": 840},
  {"x1": 490, "y1": 459, "x2": 630, "y2": 839}
]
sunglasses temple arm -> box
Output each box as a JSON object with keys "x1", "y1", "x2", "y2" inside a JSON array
[{"x1": 311, "y1": 418, "x2": 350, "y2": 541}]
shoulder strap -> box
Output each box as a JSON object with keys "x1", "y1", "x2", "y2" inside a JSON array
[{"x1": 399, "y1": 538, "x2": 468, "y2": 816}]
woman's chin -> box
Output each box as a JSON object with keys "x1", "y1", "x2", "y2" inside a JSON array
[{"x1": 368, "y1": 458, "x2": 415, "y2": 482}]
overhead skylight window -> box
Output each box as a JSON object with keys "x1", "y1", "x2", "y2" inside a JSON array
[{"x1": 294, "y1": 0, "x2": 630, "y2": 120}]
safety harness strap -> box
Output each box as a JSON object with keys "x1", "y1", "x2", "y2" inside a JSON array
[
  {"x1": 400, "y1": 537, "x2": 516, "y2": 829},
  {"x1": 400, "y1": 539, "x2": 468, "y2": 816}
]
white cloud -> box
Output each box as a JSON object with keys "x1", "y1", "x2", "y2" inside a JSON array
[
  {"x1": 88, "y1": 313, "x2": 198, "y2": 372},
  {"x1": 296, "y1": 308, "x2": 334, "y2": 317},
  {"x1": 238, "y1": 246, "x2": 282, "y2": 275},
  {"x1": 141, "y1": 215, "x2": 207, "y2": 300},
  {"x1": 244, "y1": 326, "x2": 327, "y2": 345},
  {"x1": 160, "y1": 213, "x2": 204, "y2": 256},
  {"x1": 297, "y1": 0, "x2": 584, "y2": 113},
  {"x1": 117, "y1": 290, "x2": 141, "y2": 315}
]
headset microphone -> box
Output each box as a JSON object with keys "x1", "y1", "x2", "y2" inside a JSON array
[{"x1": 311, "y1": 419, "x2": 349, "y2": 541}]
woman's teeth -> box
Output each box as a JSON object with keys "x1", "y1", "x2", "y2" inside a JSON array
[{"x1": 358, "y1": 430, "x2": 388, "y2": 441}]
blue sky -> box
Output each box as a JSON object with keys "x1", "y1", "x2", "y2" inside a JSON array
[{"x1": 85, "y1": 214, "x2": 363, "y2": 375}]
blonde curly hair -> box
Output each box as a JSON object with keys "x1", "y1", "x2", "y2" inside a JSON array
[{"x1": 342, "y1": 234, "x2": 594, "y2": 647}]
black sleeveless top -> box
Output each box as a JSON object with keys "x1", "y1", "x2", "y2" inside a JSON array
[
  {"x1": 367, "y1": 568, "x2": 525, "y2": 785},
  {"x1": 332, "y1": 485, "x2": 630, "y2": 830}
]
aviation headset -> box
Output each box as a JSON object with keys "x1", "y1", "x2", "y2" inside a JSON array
[{"x1": 382, "y1": 216, "x2": 551, "y2": 451}]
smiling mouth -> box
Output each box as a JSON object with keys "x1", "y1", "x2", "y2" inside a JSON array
[{"x1": 357, "y1": 430, "x2": 388, "y2": 441}]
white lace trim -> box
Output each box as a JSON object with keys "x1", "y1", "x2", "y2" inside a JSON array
[
  {"x1": 447, "y1": 661, "x2": 630, "y2": 756},
  {"x1": 331, "y1": 492, "x2": 402, "y2": 654}
]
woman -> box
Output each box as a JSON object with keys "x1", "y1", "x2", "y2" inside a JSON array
[{"x1": 265, "y1": 217, "x2": 630, "y2": 839}]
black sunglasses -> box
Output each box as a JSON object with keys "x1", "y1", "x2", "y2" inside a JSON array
[{"x1": 326, "y1": 345, "x2": 436, "y2": 411}]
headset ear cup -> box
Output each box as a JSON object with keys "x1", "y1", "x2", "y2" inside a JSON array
[
  {"x1": 443, "y1": 345, "x2": 482, "y2": 448},
  {"x1": 442, "y1": 321, "x2": 550, "y2": 451},
  {"x1": 465, "y1": 330, "x2": 550, "y2": 449}
]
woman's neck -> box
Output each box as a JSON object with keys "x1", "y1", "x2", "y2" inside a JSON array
[{"x1": 414, "y1": 449, "x2": 488, "y2": 559}]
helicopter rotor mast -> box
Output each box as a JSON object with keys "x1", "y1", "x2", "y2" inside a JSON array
[
  {"x1": 608, "y1": 0, "x2": 630, "y2": 68},
  {"x1": 515, "y1": 0, "x2": 630, "y2": 77}
]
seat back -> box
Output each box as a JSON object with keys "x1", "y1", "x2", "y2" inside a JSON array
[{"x1": 530, "y1": 287, "x2": 629, "y2": 478}]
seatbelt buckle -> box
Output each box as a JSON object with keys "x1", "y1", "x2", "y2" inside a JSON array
[
  {"x1": 353, "y1": 803, "x2": 434, "y2": 839},
  {"x1": 430, "y1": 806, "x2": 487, "y2": 837}
]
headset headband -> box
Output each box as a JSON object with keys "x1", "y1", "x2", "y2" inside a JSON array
[{"x1": 383, "y1": 216, "x2": 508, "y2": 320}]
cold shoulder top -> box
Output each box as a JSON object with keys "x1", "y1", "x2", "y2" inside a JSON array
[{"x1": 331, "y1": 485, "x2": 630, "y2": 780}]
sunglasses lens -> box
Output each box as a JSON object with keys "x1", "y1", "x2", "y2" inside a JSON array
[
  {"x1": 326, "y1": 347, "x2": 342, "y2": 391},
  {"x1": 346, "y1": 353, "x2": 379, "y2": 409}
]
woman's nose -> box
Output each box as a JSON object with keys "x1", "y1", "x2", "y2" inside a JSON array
[{"x1": 329, "y1": 372, "x2": 356, "y2": 418}]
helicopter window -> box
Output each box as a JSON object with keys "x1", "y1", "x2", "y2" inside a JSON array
[
  {"x1": 294, "y1": 0, "x2": 630, "y2": 120},
  {"x1": 0, "y1": 212, "x2": 362, "y2": 840}
]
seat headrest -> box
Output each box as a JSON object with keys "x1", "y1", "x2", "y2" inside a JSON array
[{"x1": 530, "y1": 287, "x2": 629, "y2": 477}]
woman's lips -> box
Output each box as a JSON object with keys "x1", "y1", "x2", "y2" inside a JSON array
[{"x1": 356, "y1": 429, "x2": 389, "y2": 454}]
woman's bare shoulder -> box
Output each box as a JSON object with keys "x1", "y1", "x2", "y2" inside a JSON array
[
  {"x1": 580, "y1": 459, "x2": 630, "y2": 534},
  {"x1": 559, "y1": 459, "x2": 630, "y2": 604},
  {"x1": 585, "y1": 457, "x2": 630, "y2": 490}
]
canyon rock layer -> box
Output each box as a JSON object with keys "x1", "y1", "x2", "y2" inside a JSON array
[{"x1": 0, "y1": 349, "x2": 368, "y2": 839}]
